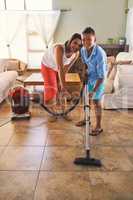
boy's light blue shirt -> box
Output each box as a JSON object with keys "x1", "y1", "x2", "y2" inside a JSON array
[{"x1": 80, "y1": 44, "x2": 107, "y2": 85}]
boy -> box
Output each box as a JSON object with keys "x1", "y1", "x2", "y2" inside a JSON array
[{"x1": 76, "y1": 27, "x2": 107, "y2": 136}]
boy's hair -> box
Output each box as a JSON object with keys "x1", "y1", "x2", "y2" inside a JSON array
[{"x1": 82, "y1": 27, "x2": 95, "y2": 35}]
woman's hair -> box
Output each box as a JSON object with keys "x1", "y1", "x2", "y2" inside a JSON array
[
  {"x1": 68, "y1": 33, "x2": 81, "y2": 44},
  {"x1": 65, "y1": 33, "x2": 82, "y2": 52}
]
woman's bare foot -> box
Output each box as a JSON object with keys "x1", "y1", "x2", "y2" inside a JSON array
[
  {"x1": 62, "y1": 115, "x2": 72, "y2": 121},
  {"x1": 48, "y1": 115, "x2": 57, "y2": 123},
  {"x1": 75, "y1": 119, "x2": 86, "y2": 127}
]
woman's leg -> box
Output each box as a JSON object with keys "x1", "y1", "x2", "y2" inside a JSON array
[
  {"x1": 41, "y1": 64, "x2": 58, "y2": 120},
  {"x1": 41, "y1": 65, "x2": 57, "y2": 103}
]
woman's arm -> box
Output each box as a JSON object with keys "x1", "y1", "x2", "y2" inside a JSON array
[
  {"x1": 64, "y1": 51, "x2": 80, "y2": 73},
  {"x1": 54, "y1": 45, "x2": 65, "y2": 89}
]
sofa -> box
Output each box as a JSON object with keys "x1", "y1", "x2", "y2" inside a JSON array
[
  {"x1": 102, "y1": 52, "x2": 133, "y2": 109},
  {"x1": 0, "y1": 60, "x2": 18, "y2": 103},
  {"x1": 0, "y1": 58, "x2": 27, "y2": 75}
]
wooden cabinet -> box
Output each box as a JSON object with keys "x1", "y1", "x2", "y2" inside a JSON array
[{"x1": 99, "y1": 44, "x2": 129, "y2": 57}]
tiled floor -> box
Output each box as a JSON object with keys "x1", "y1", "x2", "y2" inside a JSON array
[{"x1": 0, "y1": 101, "x2": 133, "y2": 200}]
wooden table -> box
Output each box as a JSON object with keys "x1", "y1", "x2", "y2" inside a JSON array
[
  {"x1": 23, "y1": 73, "x2": 44, "y2": 87},
  {"x1": 23, "y1": 73, "x2": 44, "y2": 101},
  {"x1": 23, "y1": 72, "x2": 81, "y2": 93}
]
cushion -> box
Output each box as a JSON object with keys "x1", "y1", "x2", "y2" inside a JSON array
[
  {"x1": 0, "y1": 71, "x2": 18, "y2": 103},
  {"x1": 114, "y1": 73, "x2": 132, "y2": 89},
  {"x1": 116, "y1": 60, "x2": 133, "y2": 65},
  {"x1": 5, "y1": 59, "x2": 20, "y2": 71},
  {"x1": 104, "y1": 64, "x2": 117, "y2": 94},
  {"x1": 114, "y1": 65, "x2": 133, "y2": 91},
  {"x1": 117, "y1": 64, "x2": 133, "y2": 74},
  {"x1": 0, "y1": 59, "x2": 6, "y2": 72},
  {"x1": 116, "y1": 52, "x2": 133, "y2": 62},
  {"x1": 0, "y1": 59, "x2": 27, "y2": 75}
]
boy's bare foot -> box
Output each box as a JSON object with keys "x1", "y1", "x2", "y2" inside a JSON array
[{"x1": 90, "y1": 128, "x2": 103, "y2": 136}]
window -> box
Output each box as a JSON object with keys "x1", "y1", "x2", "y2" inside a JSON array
[
  {"x1": 27, "y1": 15, "x2": 46, "y2": 67},
  {"x1": 0, "y1": 0, "x2": 53, "y2": 68},
  {"x1": 6, "y1": 0, "x2": 25, "y2": 10},
  {"x1": 0, "y1": 0, "x2": 52, "y2": 10},
  {"x1": 0, "y1": 0, "x2": 5, "y2": 9},
  {"x1": 26, "y1": 0, "x2": 52, "y2": 10}
]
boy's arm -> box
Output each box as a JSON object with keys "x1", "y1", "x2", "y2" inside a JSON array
[{"x1": 93, "y1": 51, "x2": 107, "y2": 92}]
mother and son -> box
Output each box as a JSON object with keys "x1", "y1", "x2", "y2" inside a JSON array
[{"x1": 41, "y1": 27, "x2": 107, "y2": 136}]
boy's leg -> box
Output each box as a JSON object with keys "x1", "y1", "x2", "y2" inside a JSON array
[
  {"x1": 90, "y1": 84, "x2": 104, "y2": 135},
  {"x1": 93, "y1": 99, "x2": 102, "y2": 130}
]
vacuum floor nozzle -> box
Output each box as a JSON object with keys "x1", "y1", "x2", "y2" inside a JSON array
[{"x1": 74, "y1": 157, "x2": 102, "y2": 167}]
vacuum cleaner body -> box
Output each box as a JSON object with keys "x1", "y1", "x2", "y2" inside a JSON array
[{"x1": 9, "y1": 86, "x2": 31, "y2": 120}]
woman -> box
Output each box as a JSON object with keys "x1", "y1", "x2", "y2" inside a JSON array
[{"x1": 41, "y1": 33, "x2": 82, "y2": 122}]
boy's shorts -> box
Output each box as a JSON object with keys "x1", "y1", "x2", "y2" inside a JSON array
[{"x1": 88, "y1": 82, "x2": 105, "y2": 100}]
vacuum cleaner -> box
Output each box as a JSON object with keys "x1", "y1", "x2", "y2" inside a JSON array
[
  {"x1": 74, "y1": 81, "x2": 102, "y2": 167},
  {"x1": 8, "y1": 86, "x2": 31, "y2": 120}
]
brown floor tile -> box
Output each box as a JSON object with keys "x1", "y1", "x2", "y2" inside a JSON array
[
  {"x1": 12, "y1": 118, "x2": 47, "y2": 131},
  {"x1": 0, "y1": 100, "x2": 133, "y2": 200},
  {"x1": 125, "y1": 147, "x2": 133, "y2": 164},
  {"x1": 0, "y1": 101, "x2": 11, "y2": 119},
  {"x1": 41, "y1": 146, "x2": 98, "y2": 172},
  {"x1": 0, "y1": 146, "x2": 44, "y2": 170},
  {"x1": 91, "y1": 146, "x2": 133, "y2": 172},
  {"x1": 0, "y1": 171, "x2": 37, "y2": 200},
  {"x1": 90, "y1": 132, "x2": 120, "y2": 146},
  {"x1": 9, "y1": 131, "x2": 47, "y2": 146},
  {"x1": 0, "y1": 147, "x2": 5, "y2": 156},
  {"x1": 116, "y1": 131, "x2": 133, "y2": 146},
  {"x1": 48, "y1": 129, "x2": 83, "y2": 135},
  {"x1": 0, "y1": 123, "x2": 14, "y2": 145},
  {"x1": 34, "y1": 172, "x2": 92, "y2": 200},
  {"x1": 46, "y1": 133, "x2": 83, "y2": 147},
  {"x1": 89, "y1": 171, "x2": 133, "y2": 200},
  {"x1": 47, "y1": 118, "x2": 80, "y2": 130},
  {"x1": 0, "y1": 131, "x2": 12, "y2": 146}
]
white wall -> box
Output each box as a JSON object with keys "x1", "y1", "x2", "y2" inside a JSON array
[
  {"x1": 53, "y1": 0, "x2": 127, "y2": 43},
  {"x1": 128, "y1": 0, "x2": 133, "y2": 8}
]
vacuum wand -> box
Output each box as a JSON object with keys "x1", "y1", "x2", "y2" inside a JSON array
[{"x1": 74, "y1": 83, "x2": 102, "y2": 167}]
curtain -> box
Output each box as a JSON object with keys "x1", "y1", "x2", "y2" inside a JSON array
[
  {"x1": 0, "y1": 12, "x2": 26, "y2": 58},
  {"x1": 126, "y1": 8, "x2": 133, "y2": 51},
  {"x1": 0, "y1": 9, "x2": 60, "y2": 64},
  {"x1": 31, "y1": 10, "x2": 61, "y2": 48}
]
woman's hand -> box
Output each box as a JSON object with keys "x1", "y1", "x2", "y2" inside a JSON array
[
  {"x1": 61, "y1": 85, "x2": 68, "y2": 94},
  {"x1": 60, "y1": 86, "x2": 71, "y2": 99}
]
